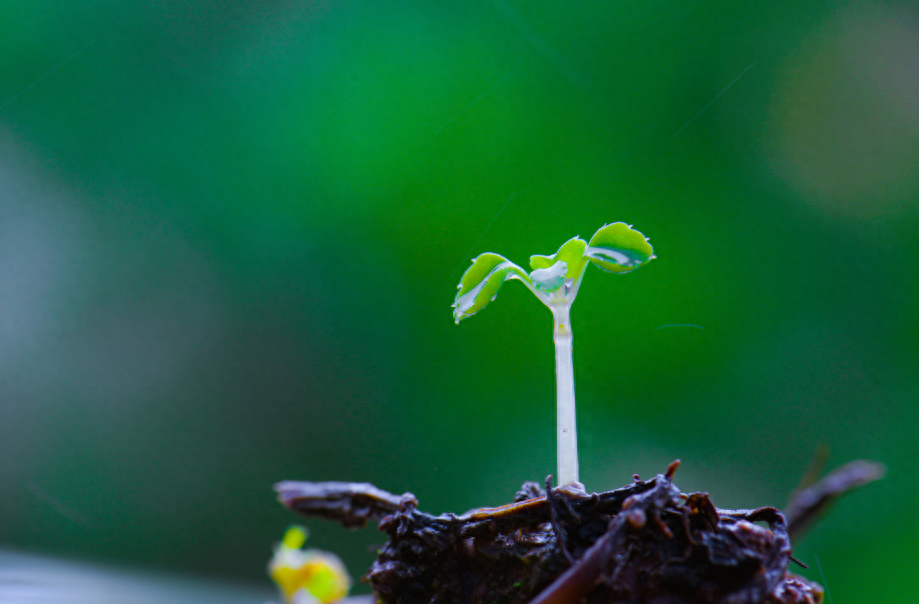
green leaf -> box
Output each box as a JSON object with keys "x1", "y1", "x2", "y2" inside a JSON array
[
  {"x1": 453, "y1": 253, "x2": 532, "y2": 323},
  {"x1": 529, "y1": 236, "x2": 588, "y2": 279},
  {"x1": 528, "y1": 260, "x2": 568, "y2": 292},
  {"x1": 585, "y1": 223, "x2": 655, "y2": 273}
]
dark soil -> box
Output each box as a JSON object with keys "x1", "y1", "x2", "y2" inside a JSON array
[{"x1": 275, "y1": 460, "x2": 882, "y2": 604}]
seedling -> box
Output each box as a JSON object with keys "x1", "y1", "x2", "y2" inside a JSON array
[
  {"x1": 452, "y1": 223, "x2": 655, "y2": 486},
  {"x1": 275, "y1": 223, "x2": 875, "y2": 604}
]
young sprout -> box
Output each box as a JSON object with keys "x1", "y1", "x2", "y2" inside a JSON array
[
  {"x1": 268, "y1": 525, "x2": 351, "y2": 604},
  {"x1": 452, "y1": 223, "x2": 654, "y2": 486}
]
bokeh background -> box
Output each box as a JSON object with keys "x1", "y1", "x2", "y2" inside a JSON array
[{"x1": 2, "y1": 0, "x2": 917, "y2": 600}]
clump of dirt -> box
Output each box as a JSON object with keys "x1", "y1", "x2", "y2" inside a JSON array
[{"x1": 275, "y1": 460, "x2": 882, "y2": 604}]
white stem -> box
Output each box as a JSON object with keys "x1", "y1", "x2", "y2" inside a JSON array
[{"x1": 551, "y1": 304, "x2": 578, "y2": 486}]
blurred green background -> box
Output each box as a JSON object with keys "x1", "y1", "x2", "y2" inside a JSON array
[{"x1": 1, "y1": 0, "x2": 917, "y2": 600}]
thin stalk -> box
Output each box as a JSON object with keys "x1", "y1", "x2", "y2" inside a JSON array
[{"x1": 551, "y1": 304, "x2": 578, "y2": 485}]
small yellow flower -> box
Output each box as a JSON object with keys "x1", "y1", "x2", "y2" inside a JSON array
[{"x1": 268, "y1": 526, "x2": 351, "y2": 604}]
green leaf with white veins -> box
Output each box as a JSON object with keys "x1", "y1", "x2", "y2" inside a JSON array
[
  {"x1": 529, "y1": 236, "x2": 589, "y2": 281},
  {"x1": 529, "y1": 261, "x2": 568, "y2": 292},
  {"x1": 586, "y1": 223, "x2": 655, "y2": 273},
  {"x1": 452, "y1": 253, "x2": 533, "y2": 323}
]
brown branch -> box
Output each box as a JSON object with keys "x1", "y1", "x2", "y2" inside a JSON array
[
  {"x1": 274, "y1": 481, "x2": 416, "y2": 528},
  {"x1": 783, "y1": 459, "x2": 886, "y2": 542}
]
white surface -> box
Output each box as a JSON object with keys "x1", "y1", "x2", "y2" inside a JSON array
[{"x1": 0, "y1": 549, "x2": 275, "y2": 604}]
